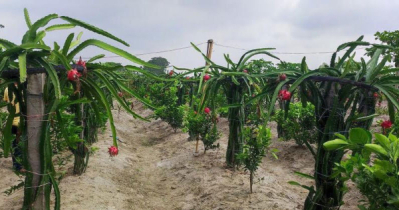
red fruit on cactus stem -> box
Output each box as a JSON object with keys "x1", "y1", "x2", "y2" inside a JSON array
[
  {"x1": 373, "y1": 92, "x2": 378, "y2": 98},
  {"x1": 169, "y1": 70, "x2": 174, "y2": 76},
  {"x1": 67, "y1": 69, "x2": 81, "y2": 81},
  {"x1": 278, "y1": 90, "x2": 291, "y2": 101},
  {"x1": 76, "y1": 57, "x2": 86, "y2": 68},
  {"x1": 118, "y1": 92, "x2": 123, "y2": 97},
  {"x1": 279, "y1": 74, "x2": 287, "y2": 81},
  {"x1": 108, "y1": 146, "x2": 118, "y2": 157},
  {"x1": 186, "y1": 76, "x2": 190, "y2": 80},
  {"x1": 194, "y1": 111, "x2": 197, "y2": 115},
  {"x1": 204, "y1": 107, "x2": 211, "y2": 114},
  {"x1": 203, "y1": 74, "x2": 211, "y2": 81},
  {"x1": 243, "y1": 69, "x2": 248, "y2": 73},
  {"x1": 381, "y1": 120, "x2": 392, "y2": 129}
]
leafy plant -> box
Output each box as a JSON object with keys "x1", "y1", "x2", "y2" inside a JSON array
[
  {"x1": 154, "y1": 104, "x2": 185, "y2": 132},
  {"x1": 273, "y1": 102, "x2": 317, "y2": 146},
  {"x1": 367, "y1": 30, "x2": 399, "y2": 68},
  {"x1": 51, "y1": 107, "x2": 82, "y2": 153},
  {"x1": 184, "y1": 108, "x2": 220, "y2": 153},
  {"x1": 3, "y1": 181, "x2": 24, "y2": 196},
  {"x1": 185, "y1": 44, "x2": 284, "y2": 167},
  {"x1": 324, "y1": 128, "x2": 399, "y2": 210},
  {"x1": 0, "y1": 8, "x2": 159, "y2": 209},
  {"x1": 237, "y1": 125, "x2": 275, "y2": 193},
  {"x1": 265, "y1": 36, "x2": 398, "y2": 209},
  {"x1": 150, "y1": 81, "x2": 185, "y2": 132}
]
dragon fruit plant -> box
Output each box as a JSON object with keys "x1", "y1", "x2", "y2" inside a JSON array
[
  {"x1": 0, "y1": 8, "x2": 158, "y2": 209},
  {"x1": 266, "y1": 37, "x2": 399, "y2": 210},
  {"x1": 184, "y1": 43, "x2": 288, "y2": 167}
]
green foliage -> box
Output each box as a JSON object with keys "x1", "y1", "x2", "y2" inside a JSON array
[
  {"x1": 211, "y1": 90, "x2": 228, "y2": 117},
  {"x1": 387, "y1": 112, "x2": 399, "y2": 136},
  {"x1": 368, "y1": 30, "x2": 399, "y2": 67},
  {"x1": 4, "y1": 181, "x2": 24, "y2": 196},
  {"x1": 273, "y1": 102, "x2": 317, "y2": 146},
  {"x1": 187, "y1": 43, "x2": 284, "y2": 167},
  {"x1": 51, "y1": 111, "x2": 82, "y2": 152},
  {"x1": 154, "y1": 105, "x2": 185, "y2": 132},
  {"x1": 184, "y1": 109, "x2": 220, "y2": 152},
  {"x1": 376, "y1": 106, "x2": 389, "y2": 115},
  {"x1": 203, "y1": 124, "x2": 220, "y2": 151},
  {"x1": 324, "y1": 129, "x2": 399, "y2": 210},
  {"x1": 247, "y1": 59, "x2": 277, "y2": 74},
  {"x1": 0, "y1": 108, "x2": 9, "y2": 153},
  {"x1": 270, "y1": 36, "x2": 399, "y2": 210},
  {"x1": 147, "y1": 82, "x2": 176, "y2": 107},
  {"x1": 236, "y1": 125, "x2": 275, "y2": 193},
  {"x1": 0, "y1": 8, "x2": 159, "y2": 209},
  {"x1": 143, "y1": 57, "x2": 170, "y2": 75},
  {"x1": 150, "y1": 81, "x2": 185, "y2": 131},
  {"x1": 83, "y1": 103, "x2": 108, "y2": 144}
]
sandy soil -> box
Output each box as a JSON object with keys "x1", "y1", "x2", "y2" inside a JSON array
[{"x1": 0, "y1": 101, "x2": 378, "y2": 210}]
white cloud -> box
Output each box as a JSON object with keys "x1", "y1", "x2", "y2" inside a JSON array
[{"x1": 0, "y1": 0, "x2": 397, "y2": 70}]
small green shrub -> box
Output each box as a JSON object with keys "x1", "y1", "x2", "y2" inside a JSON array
[
  {"x1": 184, "y1": 109, "x2": 220, "y2": 153},
  {"x1": 237, "y1": 125, "x2": 276, "y2": 193},
  {"x1": 324, "y1": 129, "x2": 399, "y2": 210},
  {"x1": 149, "y1": 81, "x2": 185, "y2": 132},
  {"x1": 51, "y1": 111, "x2": 82, "y2": 153},
  {"x1": 154, "y1": 105, "x2": 185, "y2": 132},
  {"x1": 273, "y1": 102, "x2": 317, "y2": 146}
]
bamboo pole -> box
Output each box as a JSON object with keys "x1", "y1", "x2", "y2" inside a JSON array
[{"x1": 26, "y1": 73, "x2": 46, "y2": 209}]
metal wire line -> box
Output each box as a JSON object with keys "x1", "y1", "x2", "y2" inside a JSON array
[
  {"x1": 214, "y1": 43, "x2": 368, "y2": 54},
  {"x1": 74, "y1": 42, "x2": 207, "y2": 60},
  {"x1": 24, "y1": 182, "x2": 51, "y2": 189},
  {"x1": 215, "y1": 42, "x2": 334, "y2": 54},
  {"x1": 214, "y1": 42, "x2": 372, "y2": 55},
  {"x1": 73, "y1": 41, "x2": 367, "y2": 61}
]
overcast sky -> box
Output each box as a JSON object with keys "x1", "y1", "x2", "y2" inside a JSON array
[{"x1": 1, "y1": 0, "x2": 398, "y2": 70}]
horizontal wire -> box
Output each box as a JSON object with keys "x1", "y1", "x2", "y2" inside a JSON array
[
  {"x1": 21, "y1": 169, "x2": 49, "y2": 176},
  {"x1": 214, "y1": 43, "x2": 368, "y2": 55},
  {"x1": 24, "y1": 182, "x2": 51, "y2": 189},
  {"x1": 72, "y1": 41, "x2": 369, "y2": 65},
  {"x1": 74, "y1": 42, "x2": 207, "y2": 60}
]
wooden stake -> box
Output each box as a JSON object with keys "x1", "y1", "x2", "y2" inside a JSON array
[
  {"x1": 195, "y1": 135, "x2": 199, "y2": 154},
  {"x1": 205, "y1": 39, "x2": 214, "y2": 66},
  {"x1": 27, "y1": 73, "x2": 46, "y2": 209}
]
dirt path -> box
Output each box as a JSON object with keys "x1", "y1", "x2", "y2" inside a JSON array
[{"x1": 0, "y1": 103, "x2": 363, "y2": 210}]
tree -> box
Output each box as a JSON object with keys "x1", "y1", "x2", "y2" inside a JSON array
[
  {"x1": 144, "y1": 57, "x2": 169, "y2": 75},
  {"x1": 0, "y1": 24, "x2": 4, "y2": 28},
  {"x1": 367, "y1": 30, "x2": 399, "y2": 67}
]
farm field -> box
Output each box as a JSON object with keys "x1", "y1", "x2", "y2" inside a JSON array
[
  {"x1": 1, "y1": 2, "x2": 399, "y2": 210},
  {"x1": 2, "y1": 102, "x2": 377, "y2": 210}
]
